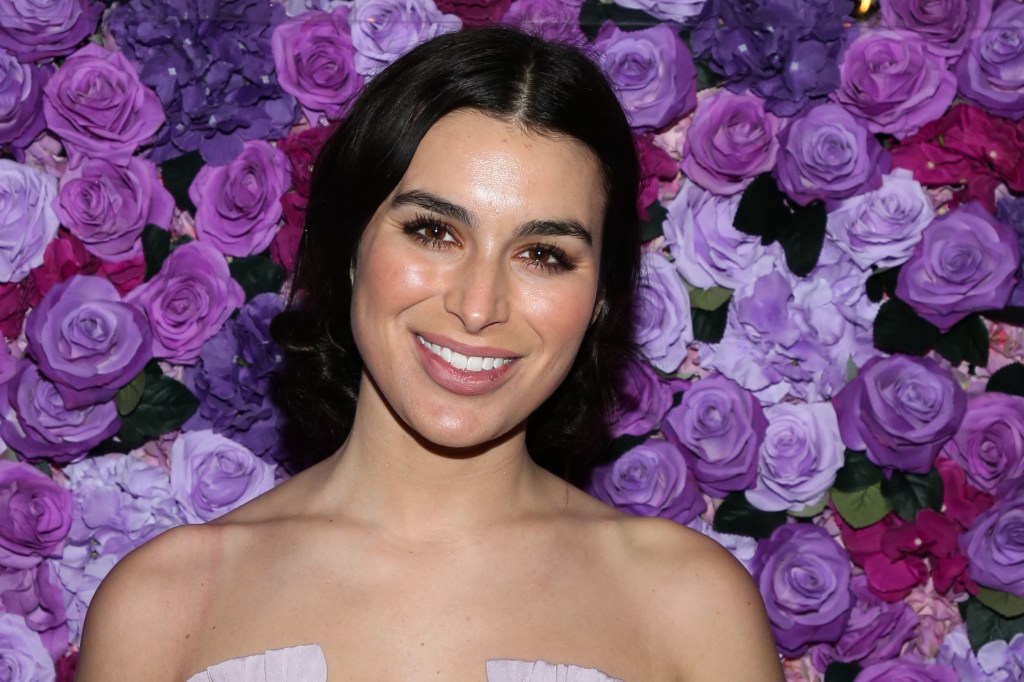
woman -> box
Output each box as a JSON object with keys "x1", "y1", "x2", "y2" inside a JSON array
[{"x1": 76, "y1": 27, "x2": 783, "y2": 681}]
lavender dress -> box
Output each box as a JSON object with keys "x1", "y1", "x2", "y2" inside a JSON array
[{"x1": 184, "y1": 644, "x2": 624, "y2": 682}]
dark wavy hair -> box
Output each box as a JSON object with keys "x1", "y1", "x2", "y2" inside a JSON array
[{"x1": 270, "y1": 26, "x2": 641, "y2": 482}]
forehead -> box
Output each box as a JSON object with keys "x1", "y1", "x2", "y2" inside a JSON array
[{"x1": 396, "y1": 109, "x2": 606, "y2": 234}]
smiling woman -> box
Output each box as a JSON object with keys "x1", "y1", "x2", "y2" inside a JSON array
[{"x1": 75, "y1": 27, "x2": 783, "y2": 682}]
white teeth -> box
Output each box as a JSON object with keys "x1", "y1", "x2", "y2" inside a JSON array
[{"x1": 417, "y1": 335, "x2": 512, "y2": 373}]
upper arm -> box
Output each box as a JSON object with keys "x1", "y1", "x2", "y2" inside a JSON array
[{"x1": 75, "y1": 524, "x2": 215, "y2": 682}]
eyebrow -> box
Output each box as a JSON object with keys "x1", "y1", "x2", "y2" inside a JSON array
[{"x1": 391, "y1": 190, "x2": 593, "y2": 246}]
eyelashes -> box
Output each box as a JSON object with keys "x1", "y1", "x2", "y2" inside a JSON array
[{"x1": 400, "y1": 214, "x2": 578, "y2": 273}]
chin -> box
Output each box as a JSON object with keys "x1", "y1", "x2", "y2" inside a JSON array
[{"x1": 400, "y1": 408, "x2": 525, "y2": 457}]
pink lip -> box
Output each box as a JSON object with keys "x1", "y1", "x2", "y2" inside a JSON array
[
  {"x1": 414, "y1": 334, "x2": 519, "y2": 396},
  {"x1": 415, "y1": 331, "x2": 520, "y2": 359}
]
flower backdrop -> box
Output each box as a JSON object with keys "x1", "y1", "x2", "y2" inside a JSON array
[{"x1": 2, "y1": 0, "x2": 1024, "y2": 679}]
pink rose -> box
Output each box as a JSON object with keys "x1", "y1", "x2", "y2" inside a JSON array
[{"x1": 635, "y1": 133, "x2": 677, "y2": 220}]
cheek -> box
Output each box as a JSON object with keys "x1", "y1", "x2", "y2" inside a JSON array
[{"x1": 520, "y1": 282, "x2": 598, "y2": 349}]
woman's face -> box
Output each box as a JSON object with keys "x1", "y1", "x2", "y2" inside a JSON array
[{"x1": 350, "y1": 109, "x2": 607, "y2": 450}]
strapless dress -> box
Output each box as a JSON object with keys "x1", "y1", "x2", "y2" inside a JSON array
[{"x1": 184, "y1": 644, "x2": 623, "y2": 681}]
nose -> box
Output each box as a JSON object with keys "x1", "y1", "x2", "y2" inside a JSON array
[{"x1": 443, "y1": 256, "x2": 510, "y2": 333}]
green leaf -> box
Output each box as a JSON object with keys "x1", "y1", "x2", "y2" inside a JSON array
[
  {"x1": 961, "y1": 596, "x2": 1024, "y2": 652},
  {"x1": 734, "y1": 173, "x2": 787, "y2": 242},
  {"x1": 115, "y1": 371, "x2": 146, "y2": 416},
  {"x1": 228, "y1": 254, "x2": 286, "y2": 302},
  {"x1": 159, "y1": 151, "x2": 204, "y2": 214},
  {"x1": 977, "y1": 587, "x2": 1024, "y2": 619},
  {"x1": 31, "y1": 461, "x2": 52, "y2": 478},
  {"x1": 688, "y1": 286, "x2": 733, "y2": 312},
  {"x1": 982, "y1": 306, "x2": 1024, "y2": 327},
  {"x1": 691, "y1": 303, "x2": 728, "y2": 343},
  {"x1": 832, "y1": 449, "x2": 885, "y2": 493},
  {"x1": 933, "y1": 313, "x2": 989, "y2": 368},
  {"x1": 823, "y1": 661, "x2": 862, "y2": 682},
  {"x1": 116, "y1": 371, "x2": 198, "y2": 449},
  {"x1": 577, "y1": 0, "x2": 660, "y2": 39},
  {"x1": 606, "y1": 433, "x2": 654, "y2": 459},
  {"x1": 845, "y1": 356, "x2": 858, "y2": 382},
  {"x1": 873, "y1": 298, "x2": 941, "y2": 356},
  {"x1": 142, "y1": 225, "x2": 172, "y2": 281},
  {"x1": 638, "y1": 201, "x2": 667, "y2": 242},
  {"x1": 987, "y1": 363, "x2": 1024, "y2": 399},
  {"x1": 831, "y1": 483, "x2": 890, "y2": 529},
  {"x1": 712, "y1": 492, "x2": 788, "y2": 539},
  {"x1": 880, "y1": 469, "x2": 944, "y2": 522},
  {"x1": 865, "y1": 266, "x2": 901, "y2": 304},
  {"x1": 789, "y1": 494, "x2": 828, "y2": 519},
  {"x1": 777, "y1": 200, "x2": 826, "y2": 277}
]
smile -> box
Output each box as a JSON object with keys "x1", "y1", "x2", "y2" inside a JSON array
[{"x1": 416, "y1": 335, "x2": 514, "y2": 372}]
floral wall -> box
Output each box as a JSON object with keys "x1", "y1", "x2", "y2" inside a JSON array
[{"x1": 1, "y1": 0, "x2": 1024, "y2": 680}]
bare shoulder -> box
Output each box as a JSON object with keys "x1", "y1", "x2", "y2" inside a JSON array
[
  {"x1": 76, "y1": 523, "x2": 225, "y2": 682},
  {"x1": 606, "y1": 515, "x2": 783, "y2": 682}
]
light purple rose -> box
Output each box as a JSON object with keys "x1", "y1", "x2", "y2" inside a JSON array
[
  {"x1": 681, "y1": 89, "x2": 780, "y2": 196},
  {"x1": 607, "y1": 359, "x2": 678, "y2": 438},
  {"x1": 0, "y1": 563, "x2": 68, "y2": 662},
  {"x1": 26, "y1": 275, "x2": 152, "y2": 408},
  {"x1": 832, "y1": 355, "x2": 966, "y2": 474},
  {"x1": 42, "y1": 44, "x2": 165, "y2": 168},
  {"x1": 752, "y1": 523, "x2": 852, "y2": 657},
  {"x1": 634, "y1": 251, "x2": 691, "y2": 374},
  {"x1": 0, "y1": 50, "x2": 52, "y2": 153},
  {"x1": 895, "y1": 201, "x2": 1020, "y2": 332},
  {"x1": 810, "y1": 575, "x2": 918, "y2": 672},
  {"x1": 833, "y1": 29, "x2": 957, "y2": 139},
  {"x1": 594, "y1": 21, "x2": 697, "y2": 132},
  {"x1": 961, "y1": 478, "x2": 1024, "y2": 597},
  {"x1": 774, "y1": 103, "x2": 890, "y2": 207},
  {"x1": 587, "y1": 438, "x2": 705, "y2": 524},
  {"x1": 272, "y1": 6, "x2": 364, "y2": 124},
  {"x1": 0, "y1": 361, "x2": 120, "y2": 464},
  {"x1": 610, "y1": 0, "x2": 704, "y2": 22},
  {"x1": 939, "y1": 626, "x2": 1024, "y2": 682},
  {"x1": 54, "y1": 157, "x2": 174, "y2": 262},
  {"x1": 662, "y1": 373, "x2": 766, "y2": 498},
  {"x1": 348, "y1": 0, "x2": 461, "y2": 76},
  {"x1": 943, "y1": 392, "x2": 1024, "y2": 495},
  {"x1": 500, "y1": 0, "x2": 585, "y2": 45},
  {"x1": 0, "y1": 159, "x2": 58, "y2": 284},
  {"x1": 662, "y1": 180, "x2": 777, "y2": 291},
  {"x1": 127, "y1": 241, "x2": 245, "y2": 365},
  {"x1": 881, "y1": 0, "x2": 993, "y2": 58},
  {"x1": 0, "y1": 613, "x2": 54, "y2": 682},
  {"x1": 690, "y1": 518, "x2": 758, "y2": 574},
  {"x1": 957, "y1": 1, "x2": 1024, "y2": 120},
  {"x1": 855, "y1": 658, "x2": 958, "y2": 682},
  {"x1": 170, "y1": 430, "x2": 276, "y2": 523},
  {"x1": 826, "y1": 169, "x2": 935, "y2": 270},
  {"x1": 0, "y1": 0, "x2": 102, "y2": 62},
  {"x1": 189, "y1": 139, "x2": 292, "y2": 258},
  {"x1": 745, "y1": 402, "x2": 844, "y2": 513},
  {"x1": 0, "y1": 461, "x2": 72, "y2": 571}
]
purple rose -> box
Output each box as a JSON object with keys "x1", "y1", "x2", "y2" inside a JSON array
[
  {"x1": 662, "y1": 373, "x2": 766, "y2": 498},
  {"x1": 810, "y1": 575, "x2": 917, "y2": 671},
  {"x1": 943, "y1": 392, "x2": 1024, "y2": 495},
  {"x1": 0, "y1": 361, "x2": 120, "y2": 464},
  {"x1": 634, "y1": 251, "x2": 691, "y2": 374},
  {"x1": 681, "y1": 89, "x2": 780, "y2": 196},
  {"x1": 957, "y1": 1, "x2": 1024, "y2": 120},
  {"x1": 349, "y1": 0, "x2": 461, "y2": 76},
  {"x1": 826, "y1": 169, "x2": 935, "y2": 270},
  {"x1": 997, "y1": 195, "x2": 1024, "y2": 307},
  {"x1": 833, "y1": 29, "x2": 957, "y2": 139},
  {"x1": 0, "y1": 51, "x2": 52, "y2": 154},
  {"x1": 0, "y1": 159, "x2": 58, "y2": 284},
  {"x1": 961, "y1": 478, "x2": 1024, "y2": 597},
  {"x1": 833, "y1": 355, "x2": 966, "y2": 474},
  {"x1": 0, "y1": 563, "x2": 68, "y2": 662},
  {"x1": 26, "y1": 275, "x2": 152, "y2": 408},
  {"x1": 587, "y1": 438, "x2": 705, "y2": 524},
  {"x1": 662, "y1": 180, "x2": 777, "y2": 291},
  {"x1": 881, "y1": 0, "x2": 993, "y2": 58},
  {"x1": 895, "y1": 201, "x2": 1020, "y2": 332},
  {"x1": 127, "y1": 241, "x2": 245, "y2": 365},
  {"x1": 939, "y1": 627, "x2": 1024, "y2": 682},
  {"x1": 610, "y1": 0, "x2": 704, "y2": 22},
  {"x1": 752, "y1": 523, "x2": 852, "y2": 657},
  {"x1": 189, "y1": 140, "x2": 292, "y2": 258},
  {"x1": 774, "y1": 103, "x2": 890, "y2": 207},
  {"x1": 42, "y1": 44, "x2": 165, "y2": 168},
  {"x1": 607, "y1": 359, "x2": 677, "y2": 438},
  {"x1": 0, "y1": 0, "x2": 102, "y2": 62},
  {"x1": 170, "y1": 430, "x2": 276, "y2": 523},
  {"x1": 0, "y1": 613, "x2": 54, "y2": 682},
  {"x1": 0, "y1": 461, "x2": 72, "y2": 571},
  {"x1": 856, "y1": 659, "x2": 958, "y2": 682},
  {"x1": 272, "y1": 7, "x2": 364, "y2": 125},
  {"x1": 594, "y1": 22, "x2": 697, "y2": 132},
  {"x1": 500, "y1": 0, "x2": 585, "y2": 45},
  {"x1": 54, "y1": 157, "x2": 174, "y2": 263},
  {"x1": 745, "y1": 401, "x2": 844, "y2": 513}
]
